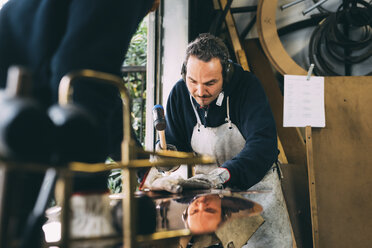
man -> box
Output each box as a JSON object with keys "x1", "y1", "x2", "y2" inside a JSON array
[
  {"x1": 165, "y1": 33, "x2": 277, "y2": 190},
  {"x1": 162, "y1": 33, "x2": 293, "y2": 247}
]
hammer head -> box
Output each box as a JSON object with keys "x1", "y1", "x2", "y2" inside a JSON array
[{"x1": 152, "y1": 104, "x2": 166, "y2": 131}]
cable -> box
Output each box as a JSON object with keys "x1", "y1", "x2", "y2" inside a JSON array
[{"x1": 308, "y1": 0, "x2": 372, "y2": 75}]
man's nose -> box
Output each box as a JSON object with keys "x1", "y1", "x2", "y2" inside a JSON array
[{"x1": 196, "y1": 85, "x2": 206, "y2": 96}]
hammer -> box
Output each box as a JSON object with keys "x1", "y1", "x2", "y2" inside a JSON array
[
  {"x1": 152, "y1": 104, "x2": 167, "y2": 150},
  {"x1": 152, "y1": 105, "x2": 180, "y2": 173}
]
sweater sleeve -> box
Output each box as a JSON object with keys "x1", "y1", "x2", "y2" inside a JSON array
[{"x1": 222, "y1": 73, "x2": 278, "y2": 190}]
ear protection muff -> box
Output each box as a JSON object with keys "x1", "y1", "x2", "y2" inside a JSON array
[
  {"x1": 181, "y1": 59, "x2": 235, "y2": 87},
  {"x1": 223, "y1": 60, "x2": 234, "y2": 88}
]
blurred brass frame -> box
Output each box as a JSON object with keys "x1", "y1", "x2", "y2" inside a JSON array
[
  {"x1": 0, "y1": 69, "x2": 215, "y2": 248},
  {"x1": 59, "y1": 70, "x2": 214, "y2": 247}
]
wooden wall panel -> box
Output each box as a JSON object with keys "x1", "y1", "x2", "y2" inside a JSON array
[{"x1": 308, "y1": 76, "x2": 372, "y2": 247}]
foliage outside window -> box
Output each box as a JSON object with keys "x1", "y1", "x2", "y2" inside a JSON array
[{"x1": 123, "y1": 20, "x2": 147, "y2": 146}]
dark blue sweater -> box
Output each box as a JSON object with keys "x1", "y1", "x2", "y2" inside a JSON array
[{"x1": 165, "y1": 64, "x2": 278, "y2": 190}]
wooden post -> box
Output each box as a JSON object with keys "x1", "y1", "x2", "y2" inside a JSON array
[{"x1": 305, "y1": 126, "x2": 319, "y2": 248}]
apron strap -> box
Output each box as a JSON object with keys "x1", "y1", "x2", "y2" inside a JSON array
[
  {"x1": 225, "y1": 97, "x2": 232, "y2": 129},
  {"x1": 189, "y1": 94, "x2": 202, "y2": 131}
]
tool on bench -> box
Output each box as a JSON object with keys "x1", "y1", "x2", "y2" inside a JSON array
[
  {"x1": 152, "y1": 104, "x2": 179, "y2": 173},
  {"x1": 152, "y1": 104, "x2": 167, "y2": 150}
]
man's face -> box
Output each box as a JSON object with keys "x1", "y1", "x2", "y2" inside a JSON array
[
  {"x1": 187, "y1": 194, "x2": 222, "y2": 234},
  {"x1": 185, "y1": 55, "x2": 223, "y2": 107}
]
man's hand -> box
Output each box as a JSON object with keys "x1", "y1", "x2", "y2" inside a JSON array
[
  {"x1": 141, "y1": 167, "x2": 230, "y2": 193},
  {"x1": 184, "y1": 168, "x2": 230, "y2": 189},
  {"x1": 141, "y1": 167, "x2": 183, "y2": 193}
]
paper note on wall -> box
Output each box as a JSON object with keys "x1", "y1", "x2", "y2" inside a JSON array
[{"x1": 283, "y1": 75, "x2": 325, "y2": 127}]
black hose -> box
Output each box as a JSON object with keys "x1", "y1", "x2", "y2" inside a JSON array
[{"x1": 308, "y1": 0, "x2": 372, "y2": 75}]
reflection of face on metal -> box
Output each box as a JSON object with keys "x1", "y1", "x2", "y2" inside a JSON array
[
  {"x1": 187, "y1": 194, "x2": 222, "y2": 234},
  {"x1": 182, "y1": 193, "x2": 263, "y2": 235},
  {"x1": 185, "y1": 56, "x2": 223, "y2": 107}
]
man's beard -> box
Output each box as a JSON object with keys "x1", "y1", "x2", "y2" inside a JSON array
[{"x1": 195, "y1": 95, "x2": 211, "y2": 107}]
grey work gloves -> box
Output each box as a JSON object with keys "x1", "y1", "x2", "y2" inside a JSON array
[
  {"x1": 141, "y1": 167, "x2": 230, "y2": 194},
  {"x1": 185, "y1": 167, "x2": 230, "y2": 189},
  {"x1": 141, "y1": 167, "x2": 183, "y2": 193}
]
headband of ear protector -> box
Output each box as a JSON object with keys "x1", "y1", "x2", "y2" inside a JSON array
[{"x1": 181, "y1": 59, "x2": 235, "y2": 89}]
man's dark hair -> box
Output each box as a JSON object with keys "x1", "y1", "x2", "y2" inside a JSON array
[{"x1": 182, "y1": 33, "x2": 230, "y2": 78}]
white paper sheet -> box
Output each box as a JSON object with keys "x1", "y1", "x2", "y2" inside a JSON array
[{"x1": 283, "y1": 75, "x2": 325, "y2": 127}]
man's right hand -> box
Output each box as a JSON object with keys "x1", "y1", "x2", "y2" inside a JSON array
[
  {"x1": 140, "y1": 167, "x2": 212, "y2": 193},
  {"x1": 183, "y1": 168, "x2": 230, "y2": 189}
]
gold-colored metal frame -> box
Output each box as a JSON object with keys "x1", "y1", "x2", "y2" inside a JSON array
[
  {"x1": 58, "y1": 70, "x2": 215, "y2": 247},
  {"x1": 0, "y1": 69, "x2": 214, "y2": 248}
]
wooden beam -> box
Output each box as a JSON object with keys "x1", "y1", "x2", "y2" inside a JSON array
[
  {"x1": 305, "y1": 126, "x2": 319, "y2": 248},
  {"x1": 218, "y1": 0, "x2": 249, "y2": 71},
  {"x1": 256, "y1": 0, "x2": 307, "y2": 75}
]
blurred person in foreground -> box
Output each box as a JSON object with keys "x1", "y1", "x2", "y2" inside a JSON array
[{"x1": 0, "y1": 0, "x2": 159, "y2": 240}]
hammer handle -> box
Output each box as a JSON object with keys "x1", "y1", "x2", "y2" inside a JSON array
[{"x1": 159, "y1": 130, "x2": 167, "y2": 150}]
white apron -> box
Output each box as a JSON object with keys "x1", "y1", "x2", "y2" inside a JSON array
[{"x1": 189, "y1": 95, "x2": 293, "y2": 248}]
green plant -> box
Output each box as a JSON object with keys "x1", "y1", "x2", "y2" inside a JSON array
[
  {"x1": 108, "y1": 168, "x2": 122, "y2": 194},
  {"x1": 123, "y1": 20, "x2": 147, "y2": 67},
  {"x1": 124, "y1": 19, "x2": 147, "y2": 145}
]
